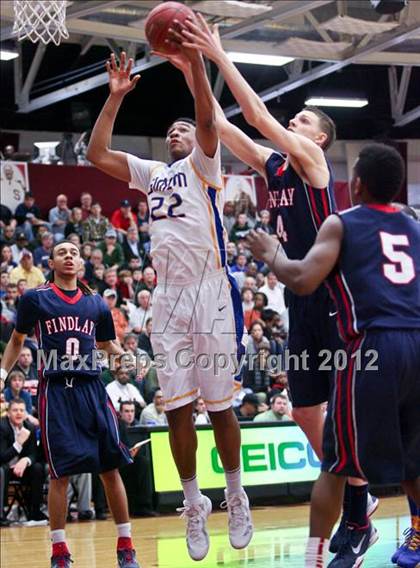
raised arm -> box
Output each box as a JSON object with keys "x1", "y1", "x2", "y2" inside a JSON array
[
  {"x1": 181, "y1": 15, "x2": 328, "y2": 185},
  {"x1": 86, "y1": 52, "x2": 140, "y2": 182},
  {"x1": 153, "y1": 41, "x2": 271, "y2": 178},
  {"x1": 246, "y1": 215, "x2": 343, "y2": 295}
]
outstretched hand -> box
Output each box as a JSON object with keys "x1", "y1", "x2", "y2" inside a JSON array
[
  {"x1": 166, "y1": 18, "x2": 203, "y2": 65},
  {"x1": 106, "y1": 51, "x2": 140, "y2": 97},
  {"x1": 179, "y1": 13, "x2": 225, "y2": 63},
  {"x1": 151, "y1": 48, "x2": 191, "y2": 74}
]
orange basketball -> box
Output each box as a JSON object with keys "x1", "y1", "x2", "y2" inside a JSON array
[{"x1": 145, "y1": 2, "x2": 195, "y2": 55}]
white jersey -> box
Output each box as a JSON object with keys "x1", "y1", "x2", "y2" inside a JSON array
[{"x1": 128, "y1": 142, "x2": 226, "y2": 285}]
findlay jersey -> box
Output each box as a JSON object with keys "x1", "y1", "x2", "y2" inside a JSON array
[
  {"x1": 265, "y1": 152, "x2": 336, "y2": 260},
  {"x1": 15, "y1": 283, "x2": 116, "y2": 377},
  {"x1": 128, "y1": 142, "x2": 226, "y2": 284},
  {"x1": 326, "y1": 205, "x2": 420, "y2": 342}
]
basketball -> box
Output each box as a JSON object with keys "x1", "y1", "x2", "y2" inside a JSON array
[{"x1": 145, "y1": 1, "x2": 195, "y2": 55}]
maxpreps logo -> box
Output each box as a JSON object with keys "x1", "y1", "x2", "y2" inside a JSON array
[
  {"x1": 148, "y1": 171, "x2": 187, "y2": 194},
  {"x1": 211, "y1": 441, "x2": 320, "y2": 473}
]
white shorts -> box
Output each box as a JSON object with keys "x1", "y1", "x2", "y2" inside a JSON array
[{"x1": 151, "y1": 269, "x2": 245, "y2": 411}]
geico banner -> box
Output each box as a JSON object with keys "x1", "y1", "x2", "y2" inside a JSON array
[{"x1": 150, "y1": 424, "x2": 321, "y2": 492}]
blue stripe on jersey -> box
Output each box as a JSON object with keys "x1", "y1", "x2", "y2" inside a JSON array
[
  {"x1": 226, "y1": 269, "x2": 245, "y2": 380},
  {"x1": 207, "y1": 187, "x2": 226, "y2": 267}
]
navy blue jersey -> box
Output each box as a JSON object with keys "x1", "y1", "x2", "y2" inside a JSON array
[
  {"x1": 265, "y1": 152, "x2": 336, "y2": 260},
  {"x1": 326, "y1": 204, "x2": 420, "y2": 342},
  {"x1": 16, "y1": 283, "x2": 116, "y2": 377}
]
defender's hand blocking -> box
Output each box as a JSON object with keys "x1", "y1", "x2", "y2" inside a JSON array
[
  {"x1": 167, "y1": 18, "x2": 202, "y2": 65},
  {"x1": 106, "y1": 51, "x2": 140, "y2": 97},
  {"x1": 246, "y1": 230, "x2": 280, "y2": 263},
  {"x1": 179, "y1": 13, "x2": 225, "y2": 63}
]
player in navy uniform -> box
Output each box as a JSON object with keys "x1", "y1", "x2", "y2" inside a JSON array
[
  {"x1": 163, "y1": 13, "x2": 376, "y2": 556},
  {"x1": 246, "y1": 143, "x2": 420, "y2": 568},
  {"x1": 0, "y1": 241, "x2": 140, "y2": 568}
]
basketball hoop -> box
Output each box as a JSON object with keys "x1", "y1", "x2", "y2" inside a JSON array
[{"x1": 13, "y1": 0, "x2": 69, "y2": 46}]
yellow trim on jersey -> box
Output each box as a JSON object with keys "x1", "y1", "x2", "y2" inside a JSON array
[
  {"x1": 164, "y1": 388, "x2": 199, "y2": 405},
  {"x1": 202, "y1": 181, "x2": 222, "y2": 270},
  {"x1": 203, "y1": 391, "x2": 234, "y2": 405},
  {"x1": 189, "y1": 156, "x2": 224, "y2": 192}
]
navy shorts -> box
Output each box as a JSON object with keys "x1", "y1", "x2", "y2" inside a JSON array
[
  {"x1": 323, "y1": 330, "x2": 420, "y2": 484},
  {"x1": 287, "y1": 285, "x2": 343, "y2": 407},
  {"x1": 38, "y1": 374, "x2": 132, "y2": 479}
]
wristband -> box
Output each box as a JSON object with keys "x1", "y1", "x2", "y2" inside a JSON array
[{"x1": 0, "y1": 368, "x2": 8, "y2": 381}]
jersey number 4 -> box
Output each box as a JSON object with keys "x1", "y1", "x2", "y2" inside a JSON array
[
  {"x1": 379, "y1": 231, "x2": 415, "y2": 284},
  {"x1": 150, "y1": 193, "x2": 185, "y2": 221}
]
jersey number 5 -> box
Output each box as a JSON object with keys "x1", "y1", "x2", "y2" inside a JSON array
[
  {"x1": 150, "y1": 193, "x2": 185, "y2": 221},
  {"x1": 379, "y1": 231, "x2": 415, "y2": 284}
]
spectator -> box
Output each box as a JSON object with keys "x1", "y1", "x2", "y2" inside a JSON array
[
  {"x1": 79, "y1": 192, "x2": 92, "y2": 220},
  {"x1": 244, "y1": 292, "x2": 268, "y2": 331},
  {"x1": 244, "y1": 328, "x2": 272, "y2": 392},
  {"x1": 0, "y1": 245, "x2": 16, "y2": 273},
  {"x1": 98, "y1": 228, "x2": 124, "y2": 269},
  {"x1": 13, "y1": 347, "x2": 38, "y2": 404},
  {"x1": 106, "y1": 366, "x2": 145, "y2": 412},
  {"x1": 243, "y1": 275, "x2": 257, "y2": 292},
  {"x1": 253, "y1": 392, "x2": 291, "y2": 422},
  {"x1": 137, "y1": 266, "x2": 156, "y2": 294},
  {"x1": 0, "y1": 225, "x2": 16, "y2": 248},
  {"x1": 33, "y1": 232, "x2": 54, "y2": 272},
  {"x1": 234, "y1": 393, "x2": 260, "y2": 422},
  {"x1": 122, "y1": 333, "x2": 148, "y2": 361},
  {"x1": 80, "y1": 242, "x2": 93, "y2": 262},
  {"x1": 118, "y1": 407, "x2": 156, "y2": 517},
  {"x1": 9, "y1": 250, "x2": 45, "y2": 289},
  {"x1": 2, "y1": 283, "x2": 18, "y2": 322},
  {"x1": 268, "y1": 370, "x2": 289, "y2": 394},
  {"x1": 0, "y1": 204, "x2": 16, "y2": 232},
  {"x1": 119, "y1": 401, "x2": 140, "y2": 427},
  {"x1": 0, "y1": 398, "x2": 47, "y2": 522},
  {"x1": 259, "y1": 272, "x2": 287, "y2": 320},
  {"x1": 127, "y1": 290, "x2": 152, "y2": 334},
  {"x1": 226, "y1": 241, "x2": 237, "y2": 267},
  {"x1": 139, "y1": 388, "x2": 167, "y2": 426},
  {"x1": 68, "y1": 233, "x2": 81, "y2": 247},
  {"x1": 82, "y1": 202, "x2": 110, "y2": 243},
  {"x1": 67, "y1": 474, "x2": 93, "y2": 522},
  {"x1": 98, "y1": 268, "x2": 122, "y2": 303},
  {"x1": 16, "y1": 278, "x2": 28, "y2": 297},
  {"x1": 64, "y1": 207, "x2": 84, "y2": 239},
  {"x1": 3, "y1": 371, "x2": 35, "y2": 421},
  {"x1": 254, "y1": 209, "x2": 273, "y2": 234},
  {"x1": 110, "y1": 199, "x2": 137, "y2": 239},
  {"x1": 223, "y1": 201, "x2": 236, "y2": 235},
  {"x1": 84, "y1": 247, "x2": 103, "y2": 281},
  {"x1": 194, "y1": 397, "x2": 210, "y2": 425},
  {"x1": 137, "y1": 318, "x2": 154, "y2": 360},
  {"x1": 10, "y1": 232, "x2": 28, "y2": 264},
  {"x1": 14, "y1": 192, "x2": 45, "y2": 241},
  {"x1": 138, "y1": 222, "x2": 151, "y2": 255},
  {"x1": 229, "y1": 213, "x2": 251, "y2": 243},
  {"x1": 241, "y1": 288, "x2": 255, "y2": 313},
  {"x1": 89, "y1": 264, "x2": 105, "y2": 291},
  {"x1": 103, "y1": 289, "x2": 128, "y2": 343},
  {"x1": 48, "y1": 194, "x2": 70, "y2": 241},
  {"x1": 122, "y1": 225, "x2": 145, "y2": 266},
  {"x1": 117, "y1": 269, "x2": 135, "y2": 301},
  {"x1": 1, "y1": 144, "x2": 16, "y2": 160},
  {"x1": 136, "y1": 200, "x2": 149, "y2": 228}
]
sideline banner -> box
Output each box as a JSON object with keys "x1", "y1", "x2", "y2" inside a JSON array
[
  {"x1": 0, "y1": 160, "x2": 29, "y2": 212},
  {"x1": 150, "y1": 424, "x2": 320, "y2": 492}
]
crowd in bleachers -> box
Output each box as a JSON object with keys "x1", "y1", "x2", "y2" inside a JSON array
[{"x1": 0, "y1": 188, "x2": 294, "y2": 525}]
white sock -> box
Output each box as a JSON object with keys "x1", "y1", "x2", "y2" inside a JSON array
[
  {"x1": 225, "y1": 467, "x2": 242, "y2": 495},
  {"x1": 116, "y1": 523, "x2": 131, "y2": 538},
  {"x1": 51, "y1": 529, "x2": 66, "y2": 544},
  {"x1": 181, "y1": 475, "x2": 202, "y2": 504},
  {"x1": 305, "y1": 537, "x2": 330, "y2": 567}
]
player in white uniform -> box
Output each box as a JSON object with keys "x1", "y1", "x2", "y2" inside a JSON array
[{"x1": 87, "y1": 48, "x2": 252, "y2": 561}]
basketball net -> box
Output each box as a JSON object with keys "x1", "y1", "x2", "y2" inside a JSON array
[{"x1": 13, "y1": 0, "x2": 69, "y2": 46}]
